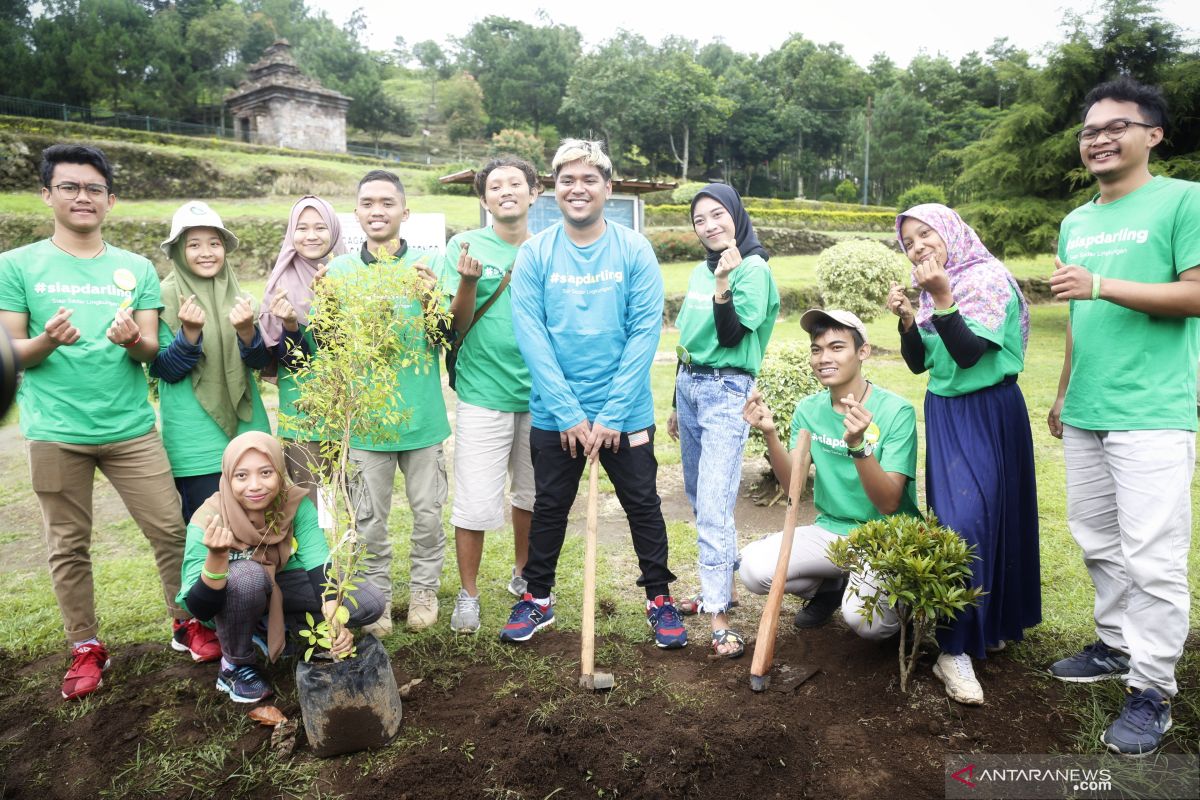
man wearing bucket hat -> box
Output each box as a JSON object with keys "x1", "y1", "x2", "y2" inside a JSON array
[
  {"x1": 0, "y1": 144, "x2": 195, "y2": 700},
  {"x1": 151, "y1": 200, "x2": 283, "y2": 528},
  {"x1": 738, "y1": 308, "x2": 921, "y2": 637}
]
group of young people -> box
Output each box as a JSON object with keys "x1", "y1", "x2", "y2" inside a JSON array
[{"x1": 0, "y1": 75, "x2": 1194, "y2": 758}]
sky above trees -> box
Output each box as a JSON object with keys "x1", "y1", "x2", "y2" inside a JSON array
[{"x1": 310, "y1": 0, "x2": 1199, "y2": 67}]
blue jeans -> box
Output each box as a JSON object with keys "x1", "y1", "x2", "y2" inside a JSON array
[{"x1": 676, "y1": 369, "x2": 753, "y2": 614}]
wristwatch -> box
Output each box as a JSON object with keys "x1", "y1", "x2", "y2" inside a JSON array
[
  {"x1": 847, "y1": 442, "x2": 874, "y2": 459},
  {"x1": 716, "y1": 289, "x2": 732, "y2": 301}
]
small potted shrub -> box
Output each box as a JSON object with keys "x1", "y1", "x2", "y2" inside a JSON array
[
  {"x1": 283, "y1": 247, "x2": 449, "y2": 757},
  {"x1": 827, "y1": 514, "x2": 984, "y2": 693}
]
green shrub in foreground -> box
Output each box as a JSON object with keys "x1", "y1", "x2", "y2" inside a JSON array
[
  {"x1": 828, "y1": 514, "x2": 984, "y2": 693},
  {"x1": 815, "y1": 239, "x2": 908, "y2": 321}
]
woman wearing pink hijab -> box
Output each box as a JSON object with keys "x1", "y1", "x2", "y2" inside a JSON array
[{"x1": 259, "y1": 196, "x2": 346, "y2": 503}]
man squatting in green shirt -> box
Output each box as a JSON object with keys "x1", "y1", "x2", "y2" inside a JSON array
[
  {"x1": 1045, "y1": 76, "x2": 1200, "y2": 757},
  {"x1": 738, "y1": 309, "x2": 922, "y2": 636}
]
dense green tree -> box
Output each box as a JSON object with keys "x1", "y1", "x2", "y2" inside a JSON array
[
  {"x1": 441, "y1": 73, "x2": 488, "y2": 142},
  {"x1": 457, "y1": 16, "x2": 581, "y2": 134}
]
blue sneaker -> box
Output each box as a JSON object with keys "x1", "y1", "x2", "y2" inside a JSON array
[
  {"x1": 1101, "y1": 686, "x2": 1172, "y2": 757},
  {"x1": 216, "y1": 663, "x2": 273, "y2": 703},
  {"x1": 1048, "y1": 640, "x2": 1130, "y2": 682},
  {"x1": 647, "y1": 596, "x2": 687, "y2": 649},
  {"x1": 499, "y1": 594, "x2": 554, "y2": 643}
]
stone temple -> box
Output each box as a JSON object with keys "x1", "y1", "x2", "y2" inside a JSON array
[{"x1": 226, "y1": 40, "x2": 351, "y2": 153}]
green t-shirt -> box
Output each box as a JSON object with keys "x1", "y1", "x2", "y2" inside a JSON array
[
  {"x1": 1059, "y1": 176, "x2": 1200, "y2": 432},
  {"x1": 276, "y1": 326, "x2": 317, "y2": 440},
  {"x1": 327, "y1": 249, "x2": 451, "y2": 452},
  {"x1": 0, "y1": 239, "x2": 160, "y2": 444},
  {"x1": 175, "y1": 497, "x2": 329, "y2": 611},
  {"x1": 788, "y1": 385, "x2": 921, "y2": 535},
  {"x1": 674, "y1": 254, "x2": 780, "y2": 375},
  {"x1": 156, "y1": 320, "x2": 271, "y2": 477},
  {"x1": 921, "y1": 293, "x2": 1025, "y2": 397},
  {"x1": 440, "y1": 227, "x2": 532, "y2": 412}
]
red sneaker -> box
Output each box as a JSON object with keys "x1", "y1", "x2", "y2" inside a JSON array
[
  {"x1": 172, "y1": 618, "x2": 222, "y2": 663},
  {"x1": 61, "y1": 641, "x2": 110, "y2": 700}
]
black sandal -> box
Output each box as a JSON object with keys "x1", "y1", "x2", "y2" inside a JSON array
[{"x1": 710, "y1": 629, "x2": 745, "y2": 659}]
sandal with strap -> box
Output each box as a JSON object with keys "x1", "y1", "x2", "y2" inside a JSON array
[{"x1": 710, "y1": 629, "x2": 745, "y2": 659}]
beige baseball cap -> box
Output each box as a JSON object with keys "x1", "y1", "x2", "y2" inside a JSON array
[
  {"x1": 160, "y1": 200, "x2": 240, "y2": 254},
  {"x1": 799, "y1": 308, "x2": 868, "y2": 344}
]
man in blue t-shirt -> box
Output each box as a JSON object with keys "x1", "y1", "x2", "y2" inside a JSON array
[{"x1": 503, "y1": 139, "x2": 685, "y2": 649}]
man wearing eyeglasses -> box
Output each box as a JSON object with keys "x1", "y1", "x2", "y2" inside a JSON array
[
  {"x1": 0, "y1": 144, "x2": 193, "y2": 701},
  {"x1": 1047, "y1": 77, "x2": 1200, "y2": 756}
]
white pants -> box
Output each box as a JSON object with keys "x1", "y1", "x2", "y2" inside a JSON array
[
  {"x1": 1063, "y1": 425, "x2": 1195, "y2": 696},
  {"x1": 450, "y1": 400, "x2": 534, "y2": 531},
  {"x1": 739, "y1": 526, "x2": 901, "y2": 641}
]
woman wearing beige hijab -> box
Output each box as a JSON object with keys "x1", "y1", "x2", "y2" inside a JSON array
[{"x1": 175, "y1": 431, "x2": 384, "y2": 702}]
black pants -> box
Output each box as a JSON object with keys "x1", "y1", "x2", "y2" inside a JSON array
[
  {"x1": 176, "y1": 472, "x2": 220, "y2": 527},
  {"x1": 523, "y1": 425, "x2": 676, "y2": 600}
]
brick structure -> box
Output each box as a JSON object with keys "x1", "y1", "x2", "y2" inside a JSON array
[{"x1": 226, "y1": 40, "x2": 351, "y2": 153}]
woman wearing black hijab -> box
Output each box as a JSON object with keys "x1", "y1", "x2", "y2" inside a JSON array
[{"x1": 667, "y1": 184, "x2": 780, "y2": 657}]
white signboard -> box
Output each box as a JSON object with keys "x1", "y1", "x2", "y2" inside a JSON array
[{"x1": 338, "y1": 212, "x2": 446, "y2": 261}]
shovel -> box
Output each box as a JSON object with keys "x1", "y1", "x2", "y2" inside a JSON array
[
  {"x1": 579, "y1": 458, "x2": 615, "y2": 691},
  {"x1": 749, "y1": 430, "x2": 812, "y2": 692}
]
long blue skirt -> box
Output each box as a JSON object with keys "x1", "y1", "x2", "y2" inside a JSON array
[{"x1": 925, "y1": 376, "x2": 1041, "y2": 659}]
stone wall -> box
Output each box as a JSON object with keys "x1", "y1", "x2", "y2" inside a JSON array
[{"x1": 249, "y1": 99, "x2": 346, "y2": 153}]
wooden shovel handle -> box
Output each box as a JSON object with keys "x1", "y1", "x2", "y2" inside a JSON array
[
  {"x1": 580, "y1": 459, "x2": 600, "y2": 678},
  {"x1": 749, "y1": 430, "x2": 812, "y2": 682}
]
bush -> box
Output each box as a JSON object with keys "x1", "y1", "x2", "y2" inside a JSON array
[
  {"x1": 670, "y1": 182, "x2": 707, "y2": 205},
  {"x1": 815, "y1": 240, "x2": 908, "y2": 321},
  {"x1": 490, "y1": 129, "x2": 547, "y2": 171},
  {"x1": 834, "y1": 179, "x2": 858, "y2": 204},
  {"x1": 828, "y1": 514, "x2": 983, "y2": 692},
  {"x1": 957, "y1": 197, "x2": 1069, "y2": 257},
  {"x1": 746, "y1": 341, "x2": 822, "y2": 456},
  {"x1": 424, "y1": 162, "x2": 475, "y2": 196},
  {"x1": 645, "y1": 228, "x2": 706, "y2": 264},
  {"x1": 896, "y1": 183, "x2": 947, "y2": 213}
]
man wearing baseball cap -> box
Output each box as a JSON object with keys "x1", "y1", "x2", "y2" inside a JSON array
[{"x1": 738, "y1": 308, "x2": 921, "y2": 635}]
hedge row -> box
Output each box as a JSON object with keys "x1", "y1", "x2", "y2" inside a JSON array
[
  {"x1": 645, "y1": 226, "x2": 836, "y2": 261},
  {"x1": 0, "y1": 115, "x2": 434, "y2": 170},
  {"x1": 646, "y1": 204, "x2": 895, "y2": 231},
  {"x1": 0, "y1": 214, "x2": 287, "y2": 278}
]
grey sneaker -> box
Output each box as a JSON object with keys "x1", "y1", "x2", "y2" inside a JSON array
[
  {"x1": 451, "y1": 589, "x2": 481, "y2": 634},
  {"x1": 506, "y1": 569, "x2": 528, "y2": 598},
  {"x1": 1101, "y1": 686, "x2": 1172, "y2": 757},
  {"x1": 1049, "y1": 640, "x2": 1130, "y2": 682}
]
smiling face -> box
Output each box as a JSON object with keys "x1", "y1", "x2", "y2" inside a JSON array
[
  {"x1": 809, "y1": 327, "x2": 868, "y2": 389},
  {"x1": 41, "y1": 162, "x2": 116, "y2": 235},
  {"x1": 482, "y1": 165, "x2": 538, "y2": 223},
  {"x1": 355, "y1": 180, "x2": 409, "y2": 245},
  {"x1": 293, "y1": 206, "x2": 333, "y2": 260},
  {"x1": 1079, "y1": 98, "x2": 1162, "y2": 182},
  {"x1": 899, "y1": 217, "x2": 948, "y2": 268},
  {"x1": 692, "y1": 195, "x2": 737, "y2": 251},
  {"x1": 181, "y1": 226, "x2": 226, "y2": 278},
  {"x1": 230, "y1": 449, "x2": 281, "y2": 512},
  {"x1": 554, "y1": 160, "x2": 611, "y2": 230}
]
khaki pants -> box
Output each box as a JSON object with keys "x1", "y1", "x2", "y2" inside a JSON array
[
  {"x1": 348, "y1": 444, "x2": 447, "y2": 601},
  {"x1": 28, "y1": 430, "x2": 188, "y2": 644}
]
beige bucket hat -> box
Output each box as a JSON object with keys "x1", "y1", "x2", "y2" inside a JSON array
[{"x1": 160, "y1": 200, "x2": 240, "y2": 254}]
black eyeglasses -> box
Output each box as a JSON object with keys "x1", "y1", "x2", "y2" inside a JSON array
[
  {"x1": 1076, "y1": 120, "x2": 1158, "y2": 144},
  {"x1": 49, "y1": 182, "x2": 109, "y2": 199}
]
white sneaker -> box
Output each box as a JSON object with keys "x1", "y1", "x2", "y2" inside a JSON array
[
  {"x1": 362, "y1": 601, "x2": 393, "y2": 638},
  {"x1": 933, "y1": 652, "x2": 984, "y2": 705},
  {"x1": 506, "y1": 568, "x2": 528, "y2": 598},
  {"x1": 407, "y1": 588, "x2": 439, "y2": 631},
  {"x1": 450, "y1": 589, "x2": 481, "y2": 634}
]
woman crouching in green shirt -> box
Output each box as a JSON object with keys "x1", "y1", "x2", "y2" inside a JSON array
[
  {"x1": 668, "y1": 184, "x2": 780, "y2": 658},
  {"x1": 177, "y1": 431, "x2": 384, "y2": 702}
]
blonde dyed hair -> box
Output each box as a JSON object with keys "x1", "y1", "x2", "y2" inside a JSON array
[{"x1": 552, "y1": 138, "x2": 612, "y2": 181}]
